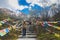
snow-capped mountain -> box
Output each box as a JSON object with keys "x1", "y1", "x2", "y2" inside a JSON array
[{"x1": 0, "y1": 8, "x2": 27, "y2": 19}]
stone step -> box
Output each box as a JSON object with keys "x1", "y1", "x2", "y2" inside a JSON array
[
  {"x1": 20, "y1": 33, "x2": 36, "y2": 35},
  {"x1": 18, "y1": 35, "x2": 37, "y2": 38},
  {"x1": 17, "y1": 38, "x2": 37, "y2": 40}
]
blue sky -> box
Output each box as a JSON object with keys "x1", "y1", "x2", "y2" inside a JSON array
[
  {"x1": 18, "y1": 0, "x2": 44, "y2": 15},
  {"x1": 0, "y1": 0, "x2": 59, "y2": 15},
  {"x1": 18, "y1": 0, "x2": 30, "y2": 6},
  {"x1": 18, "y1": 0, "x2": 54, "y2": 15}
]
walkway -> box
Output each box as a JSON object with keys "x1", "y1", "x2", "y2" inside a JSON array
[{"x1": 17, "y1": 29, "x2": 37, "y2": 40}]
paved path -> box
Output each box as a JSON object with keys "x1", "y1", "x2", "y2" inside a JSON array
[
  {"x1": 17, "y1": 32, "x2": 37, "y2": 40},
  {"x1": 17, "y1": 24, "x2": 37, "y2": 40},
  {"x1": 17, "y1": 28, "x2": 37, "y2": 40}
]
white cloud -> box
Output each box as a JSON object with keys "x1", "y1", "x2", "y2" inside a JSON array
[
  {"x1": 0, "y1": 0, "x2": 10, "y2": 8},
  {"x1": 0, "y1": 0, "x2": 28, "y2": 10},
  {"x1": 26, "y1": 0, "x2": 60, "y2": 7},
  {"x1": 18, "y1": 6, "x2": 28, "y2": 10},
  {"x1": 0, "y1": 0, "x2": 60, "y2": 11},
  {"x1": 8, "y1": 0, "x2": 28, "y2": 10}
]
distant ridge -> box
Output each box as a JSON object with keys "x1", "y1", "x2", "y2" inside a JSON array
[{"x1": 0, "y1": 8, "x2": 27, "y2": 19}]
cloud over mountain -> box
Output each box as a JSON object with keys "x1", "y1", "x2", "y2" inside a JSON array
[{"x1": 26, "y1": 0, "x2": 60, "y2": 7}]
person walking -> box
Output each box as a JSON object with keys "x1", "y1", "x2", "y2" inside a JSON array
[{"x1": 22, "y1": 20, "x2": 27, "y2": 37}]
